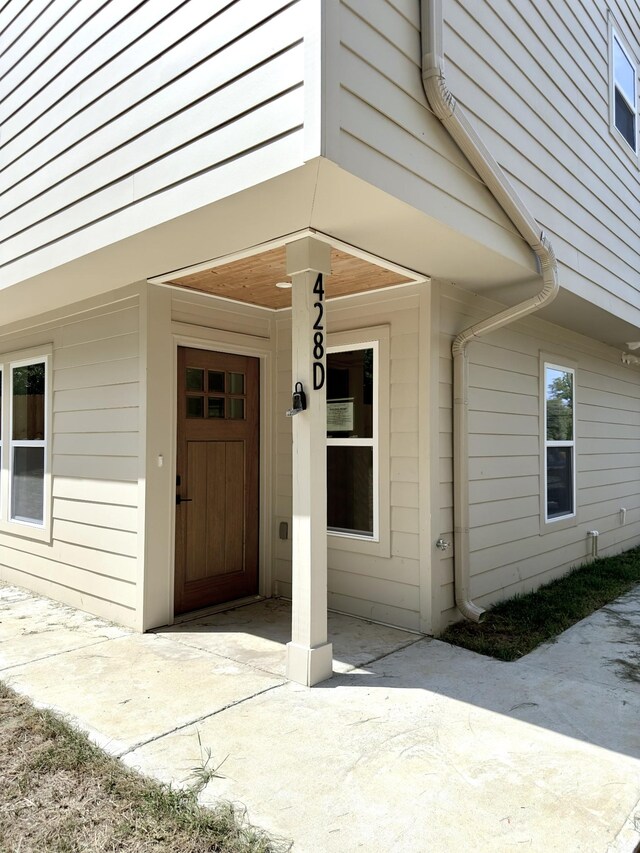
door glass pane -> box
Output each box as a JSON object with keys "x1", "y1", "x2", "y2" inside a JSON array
[
  {"x1": 327, "y1": 349, "x2": 373, "y2": 438},
  {"x1": 208, "y1": 397, "x2": 225, "y2": 419},
  {"x1": 187, "y1": 397, "x2": 204, "y2": 418},
  {"x1": 208, "y1": 371, "x2": 225, "y2": 393},
  {"x1": 186, "y1": 368, "x2": 204, "y2": 392},
  {"x1": 327, "y1": 446, "x2": 373, "y2": 536},
  {"x1": 545, "y1": 367, "x2": 573, "y2": 441},
  {"x1": 228, "y1": 372, "x2": 244, "y2": 394},
  {"x1": 12, "y1": 446, "x2": 44, "y2": 524},
  {"x1": 13, "y1": 363, "x2": 45, "y2": 441},
  {"x1": 547, "y1": 447, "x2": 573, "y2": 518},
  {"x1": 228, "y1": 398, "x2": 245, "y2": 420}
]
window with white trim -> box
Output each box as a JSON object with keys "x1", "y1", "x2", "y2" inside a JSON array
[
  {"x1": 544, "y1": 363, "x2": 575, "y2": 522},
  {"x1": 610, "y1": 25, "x2": 638, "y2": 152},
  {"x1": 326, "y1": 341, "x2": 377, "y2": 539},
  {"x1": 0, "y1": 348, "x2": 52, "y2": 538}
]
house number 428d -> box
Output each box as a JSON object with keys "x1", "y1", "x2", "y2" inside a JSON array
[{"x1": 312, "y1": 273, "x2": 325, "y2": 390}]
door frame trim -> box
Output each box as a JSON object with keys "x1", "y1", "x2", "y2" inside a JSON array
[{"x1": 169, "y1": 324, "x2": 274, "y2": 620}]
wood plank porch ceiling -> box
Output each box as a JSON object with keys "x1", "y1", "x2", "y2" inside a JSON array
[{"x1": 166, "y1": 246, "x2": 413, "y2": 309}]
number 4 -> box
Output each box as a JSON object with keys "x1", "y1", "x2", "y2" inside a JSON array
[{"x1": 313, "y1": 273, "x2": 324, "y2": 300}]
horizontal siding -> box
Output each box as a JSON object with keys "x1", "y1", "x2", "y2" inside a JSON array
[
  {"x1": 1, "y1": 0, "x2": 306, "y2": 275},
  {"x1": 444, "y1": 0, "x2": 640, "y2": 325},
  {"x1": 274, "y1": 287, "x2": 422, "y2": 631},
  {"x1": 0, "y1": 295, "x2": 141, "y2": 628},
  {"x1": 171, "y1": 293, "x2": 272, "y2": 339},
  {"x1": 330, "y1": 0, "x2": 529, "y2": 266},
  {"x1": 438, "y1": 286, "x2": 640, "y2": 624}
]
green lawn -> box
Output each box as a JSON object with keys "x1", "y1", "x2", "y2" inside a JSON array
[{"x1": 442, "y1": 547, "x2": 640, "y2": 661}]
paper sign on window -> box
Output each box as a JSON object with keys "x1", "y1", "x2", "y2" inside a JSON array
[{"x1": 327, "y1": 398, "x2": 354, "y2": 432}]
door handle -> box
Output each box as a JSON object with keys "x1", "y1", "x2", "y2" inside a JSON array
[{"x1": 176, "y1": 495, "x2": 193, "y2": 505}]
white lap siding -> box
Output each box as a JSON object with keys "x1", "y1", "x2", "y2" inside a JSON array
[
  {"x1": 443, "y1": 0, "x2": 640, "y2": 330},
  {"x1": 1, "y1": 0, "x2": 307, "y2": 286},
  {"x1": 437, "y1": 283, "x2": 640, "y2": 628},
  {"x1": 0, "y1": 292, "x2": 140, "y2": 627},
  {"x1": 326, "y1": 0, "x2": 530, "y2": 269},
  {"x1": 275, "y1": 287, "x2": 422, "y2": 631}
]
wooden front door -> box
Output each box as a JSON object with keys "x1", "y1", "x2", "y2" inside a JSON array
[{"x1": 174, "y1": 347, "x2": 259, "y2": 614}]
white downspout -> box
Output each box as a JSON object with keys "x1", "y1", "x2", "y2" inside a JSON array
[{"x1": 420, "y1": 0, "x2": 559, "y2": 621}]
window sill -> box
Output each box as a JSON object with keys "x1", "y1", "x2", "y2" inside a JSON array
[
  {"x1": 539, "y1": 512, "x2": 578, "y2": 536},
  {"x1": 328, "y1": 531, "x2": 390, "y2": 558},
  {"x1": 0, "y1": 519, "x2": 52, "y2": 543}
]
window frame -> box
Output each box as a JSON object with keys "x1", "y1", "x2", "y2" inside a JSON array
[
  {"x1": 326, "y1": 325, "x2": 390, "y2": 557},
  {"x1": 609, "y1": 19, "x2": 639, "y2": 156},
  {"x1": 540, "y1": 355, "x2": 577, "y2": 532},
  {"x1": 0, "y1": 345, "x2": 53, "y2": 542}
]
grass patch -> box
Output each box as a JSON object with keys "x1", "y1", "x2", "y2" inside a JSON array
[
  {"x1": 442, "y1": 546, "x2": 640, "y2": 661},
  {"x1": 0, "y1": 682, "x2": 290, "y2": 853}
]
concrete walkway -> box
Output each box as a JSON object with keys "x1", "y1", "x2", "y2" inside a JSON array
[{"x1": 2, "y1": 584, "x2": 640, "y2": 852}]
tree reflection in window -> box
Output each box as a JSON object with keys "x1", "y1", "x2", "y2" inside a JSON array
[
  {"x1": 546, "y1": 369, "x2": 573, "y2": 442},
  {"x1": 544, "y1": 365, "x2": 575, "y2": 521}
]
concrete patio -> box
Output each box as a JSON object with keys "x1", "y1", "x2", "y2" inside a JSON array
[{"x1": 1, "y1": 582, "x2": 640, "y2": 852}]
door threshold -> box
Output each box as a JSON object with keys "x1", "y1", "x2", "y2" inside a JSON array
[{"x1": 173, "y1": 594, "x2": 265, "y2": 625}]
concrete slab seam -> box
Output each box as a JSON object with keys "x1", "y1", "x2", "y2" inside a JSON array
[
  {"x1": 352, "y1": 635, "x2": 428, "y2": 671},
  {"x1": 150, "y1": 632, "x2": 289, "y2": 680},
  {"x1": 607, "y1": 792, "x2": 640, "y2": 853},
  {"x1": 116, "y1": 680, "x2": 288, "y2": 759},
  {"x1": 0, "y1": 634, "x2": 125, "y2": 674}
]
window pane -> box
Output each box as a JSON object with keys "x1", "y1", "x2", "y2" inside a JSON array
[
  {"x1": 208, "y1": 371, "x2": 225, "y2": 393},
  {"x1": 207, "y1": 397, "x2": 225, "y2": 418},
  {"x1": 546, "y1": 368, "x2": 573, "y2": 441},
  {"x1": 186, "y1": 367, "x2": 204, "y2": 392},
  {"x1": 615, "y1": 88, "x2": 636, "y2": 147},
  {"x1": 327, "y1": 446, "x2": 373, "y2": 536},
  {"x1": 13, "y1": 363, "x2": 45, "y2": 441},
  {"x1": 12, "y1": 446, "x2": 44, "y2": 524},
  {"x1": 547, "y1": 447, "x2": 573, "y2": 519},
  {"x1": 0, "y1": 370, "x2": 2, "y2": 441},
  {"x1": 228, "y1": 372, "x2": 244, "y2": 394},
  {"x1": 327, "y1": 348, "x2": 373, "y2": 438},
  {"x1": 614, "y1": 36, "x2": 635, "y2": 103},
  {"x1": 187, "y1": 397, "x2": 204, "y2": 418},
  {"x1": 227, "y1": 398, "x2": 245, "y2": 420}
]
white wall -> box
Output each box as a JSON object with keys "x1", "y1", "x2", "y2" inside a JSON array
[
  {"x1": 324, "y1": 0, "x2": 531, "y2": 273},
  {"x1": 0, "y1": 0, "x2": 310, "y2": 285},
  {"x1": 275, "y1": 286, "x2": 424, "y2": 632},
  {"x1": 443, "y1": 0, "x2": 640, "y2": 328},
  {"x1": 436, "y1": 281, "x2": 640, "y2": 627},
  {"x1": 0, "y1": 289, "x2": 141, "y2": 627}
]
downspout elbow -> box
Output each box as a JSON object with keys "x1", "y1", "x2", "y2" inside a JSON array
[{"x1": 421, "y1": 0, "x2": 559, "y2": 625}]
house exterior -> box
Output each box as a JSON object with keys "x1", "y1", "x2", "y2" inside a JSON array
[{"x1": 2, "y1": 0, "x2": 640, "y2": 684}]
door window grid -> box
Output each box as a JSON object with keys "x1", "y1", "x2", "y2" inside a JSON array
[{"x1": 185, "y1": 367, "x2": 246, "y2": 420}]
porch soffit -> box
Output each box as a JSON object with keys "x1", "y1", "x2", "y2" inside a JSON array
[{"x1": 164, "y1": 246, "x2": 414, "y2": 309}]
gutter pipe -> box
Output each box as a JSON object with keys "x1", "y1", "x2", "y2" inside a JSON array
[{"x1": 420, "y1": 0, "x2": 559, "y2": 621}]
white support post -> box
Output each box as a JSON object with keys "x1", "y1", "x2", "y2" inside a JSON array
[{"x1": 285, "y1": 237, "x2": 333, "y2": 686}]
